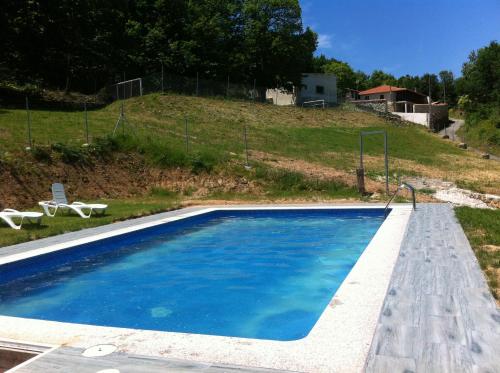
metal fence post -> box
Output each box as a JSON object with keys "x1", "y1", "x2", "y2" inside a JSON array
[
  {"x1": 161, "y1": 61, "x2": 164, "y2": 94},
  {"x1": 196, "y1": 72, "x2": 199, "y2": 96},
  {"x1": 226, "y1": 75, "x2": 230, "y2": 98},
  {"x1": 357, "y1": 133, "x2": 365, "y2": 194},
  {"x1": 253, "y1": 79, "x2": 256, "y2": 102},
  {"x1": 244, "y1": 125, "x2": 251, "y2": 169},
  {"x1": 384, "y1": 131, "x2": 389, "y2": 195},
  {"x1": 25, "y1": 96, "x2": 32, "y2": 149},
  {"x1": 184, "y1": 116, "x2": 189, "y2": 153},
  {"x1": 84, "y1": 101, "x2": 89, "y2": 144}
]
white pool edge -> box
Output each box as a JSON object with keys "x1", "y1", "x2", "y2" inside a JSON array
[{"x1": 0, "y1": 204, "x2": 413, "y2": 373}]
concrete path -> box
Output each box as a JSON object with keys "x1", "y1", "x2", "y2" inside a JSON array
[
  {"x1": 442, "y1": 118, "x2": 499, "y2": 161},
  {"x1": 440, "y1": 118, "x2": 464, "y2": 141},
  {"x1": 365, "y1": 204, "x2": 500, "y2": 373}
]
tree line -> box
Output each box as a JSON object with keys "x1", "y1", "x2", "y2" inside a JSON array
[
  {"x1": 312, "y1": 56, "x2": 458, "y2": 104},
  {"x1": 0, "y1": 0, "x2": 317, "y2": 94},
  {"x1": 313, "y1": 40, "x2": 499, "y2": 108}
]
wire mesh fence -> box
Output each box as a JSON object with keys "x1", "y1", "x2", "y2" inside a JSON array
[
  {"x1": 1, "y1": 70, "x2": 275, "y2": 151},
  {"x1": 1, "y1": 71, "x2": 361, "y2": 182}
]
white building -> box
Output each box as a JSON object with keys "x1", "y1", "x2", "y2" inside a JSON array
[
  {"x1": 266, "y1": 73, "x2": 338, "y2": 106},
  {"x1": 297, "y1": 73, "x2": 337, "y2": 105}
]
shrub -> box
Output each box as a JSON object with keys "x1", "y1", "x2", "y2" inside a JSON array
[
  {"x1": 190, "y1": 151, "x2": 218, "y2": 174},
  {"x1": 31, "y1": 146, "x2": 52, "y2": 163},
  {"x1": 90, "y1": 136, "x2": 119, "y2": 158},
  {"x1": 51, "y1": 143, "x2": 89, "y2": 164}
]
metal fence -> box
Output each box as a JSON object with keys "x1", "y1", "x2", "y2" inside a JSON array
[{"x1": 1, "y1": 72, "x2": 395, "y2": 190}]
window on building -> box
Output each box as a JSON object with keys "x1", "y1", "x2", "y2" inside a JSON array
[
  {"x1": 302, "y1": 84, "x2": 308, "y2": 91},
  {"x1": 365, "y1": 96, "x2": 369, "y2": 100},
  {"x1": 316, "y1": 85, "x2": 324, "y2": 94},
  {"x1": 380, "y1": 94, "x2": 384, "y2": 99}
]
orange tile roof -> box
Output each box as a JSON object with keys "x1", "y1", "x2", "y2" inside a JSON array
[{"x1": 358, "y1": 85, "x2": 408, "y2": 95}]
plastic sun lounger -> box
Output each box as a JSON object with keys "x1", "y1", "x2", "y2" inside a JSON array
[
  {"x1": 38, "y1": 183, "x2": 107, "y2": 219},
  {"x1": 0, "y1": 209, "x2": 43, "y2": 230}
]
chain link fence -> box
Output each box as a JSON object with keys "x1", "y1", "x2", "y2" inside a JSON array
[
  {"x1": 1, "y1": 71, "x2": 282, "y2": 153},
  {"x1": 1, "y1": 72, "x2": 361, "y2": 182}
]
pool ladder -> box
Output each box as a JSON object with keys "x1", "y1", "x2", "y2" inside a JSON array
[{"x1": 384, "y1": 182, "x2": 416, "y2": 218}]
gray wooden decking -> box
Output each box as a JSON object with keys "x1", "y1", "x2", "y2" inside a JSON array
[
  {"x1": 14, "y1": 347, "x2": 294, "y2": 373},
  {"x1": 365, "y1": 204, "x2": 500, "y2": 372},
  {"x1": 2, "y1": 204, "x2": 499, "y2": 372}
]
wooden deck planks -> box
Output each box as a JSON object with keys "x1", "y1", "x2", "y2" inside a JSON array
[
  {"x1": 365, "y1": 204, "x2": 500, "y2": 373},
  {"x1": 14, "y1": 346, "x2": 295, "y2": 373}
]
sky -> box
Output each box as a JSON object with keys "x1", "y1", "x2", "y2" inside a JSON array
[{"x1": 300, "y1": 0, "x2": 500, "y2": 78}]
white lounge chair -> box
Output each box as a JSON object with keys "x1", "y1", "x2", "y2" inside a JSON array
[
  {"x1": 39, "y1": 183, "x2": 108, "y2": 219},
  {"x1": 0, "y1": 209, "x2": 43, "y2": 230}
]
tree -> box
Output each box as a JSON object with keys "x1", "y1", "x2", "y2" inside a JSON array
[
  {"x1": 242, "y1": 0, "x2": 317, "y2": 91},
  {"x1": 1, "y1": 0, "x2": 317, "y2": 93},
  {"x1": 458, "y1": 41, "x2": 500, "y2": 105},
  {"x1": 438, "y1": 70, "x2": 456, "y2": 105},
  {"x1": 368, "y1": 70, "x2": 397, "y2": 87},
  {"x1": 322, "y1": 60, "x2": 356, "y2": 97},
  {"x1": 419, "y1": 73, "x2": 440, "y2": 100},
  {"x1": 353, "y1": 70, "x2": 369, "y2": 90},
  {"x1": 397, "y1": 74, "x2": 420, "y2": 92}
]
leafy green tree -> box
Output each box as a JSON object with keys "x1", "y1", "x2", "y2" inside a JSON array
[
  {"x1": 458, "y1": 41, "x2": 500, "y2": 105},
  {"x1": 353, "y1": 70, "x2": 369, "y2": 90},
  {"x1": 438, "y1": 70, "x2": 456, "y2": 105},
  {"x1": 397, "y1": 74, "x2": 420, "y2": 92},
  {"x1": 368, "y1": 70, "x2": 397, "y2": 87},
  {"x1": 322, "y1": 60, "x2": 356, "y2": 97},
  {"x1": 242, "y1": 0, "x2": 317, "y2": 92}
]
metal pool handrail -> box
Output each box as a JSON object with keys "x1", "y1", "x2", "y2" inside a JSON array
[{"x1": 384, "y1": 182, "x2": 416, "y2": 218}]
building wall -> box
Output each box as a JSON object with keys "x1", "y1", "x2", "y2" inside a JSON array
[
  {"x1": 360, "y1": 92, "x2": 396, "y2": 102},
  {"x1": 396, "y1": 104, "x2": 449, "y2": 130},
  {"x1": 352, "y1": 99, "x2": 388, "y2": 113},
  {"x1": 395, "y1": 112, "x2": 429, "y2": 126},
  {"x1": 298, "y1": 73, "x2": 337, "y2": 104},
  {"x1": 265, "y1": 89, "x2": 295, "y2": 106}
]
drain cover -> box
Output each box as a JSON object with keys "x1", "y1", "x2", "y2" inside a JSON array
[{"x1": 82, "y1": 344, "x2": 117, "y2": 357}]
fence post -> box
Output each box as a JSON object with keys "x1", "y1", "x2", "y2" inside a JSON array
[
  {"x1": 357, "y1": 133, "x2": 365, "y2": 194},
  {"x1": 84, "y1": 101, "x2": 89, "y2": 144},
  {"x1": 184, "y1": 116, "x2": 189, "y2": 153},
  {"x1": 253, "y1": 79, "x2": 256, "y2": 102},
  {"x1": 25, "y1": 96, "x2": 32, "y2": 149},
  {"x1": 161, "y1": 61, "x2": 164, "y2": 94},
  {"x1": 384, "y1": 131, "x2": 389, "y2": 195},
  {"x1": 226, "y1": 75, "x2": 230, "y2": 98},
  {"x1": 196, "y1": 72, "x2": 199, "y2": 96},
  {"x1": 244, "y1": 125, "x2": 251, "y2": 169}
]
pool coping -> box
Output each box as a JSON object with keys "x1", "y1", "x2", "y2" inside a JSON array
[{"x1": 0, "y1": 204, "x2": 413, "y2": 372}]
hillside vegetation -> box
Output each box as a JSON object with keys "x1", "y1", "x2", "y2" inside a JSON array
[{"x1": 1, "y1": 93, "x2": 498, "y2": 202}]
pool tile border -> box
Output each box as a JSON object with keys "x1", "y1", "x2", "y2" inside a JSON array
[{"x1": 0, "y1": 204, "x2": 413, "y2": 372}]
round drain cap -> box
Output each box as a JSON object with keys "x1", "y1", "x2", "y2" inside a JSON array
[
  {"x1": 82, "y1": 344, "x2": 117, "y2": 357},
  {"x1": 96, "y1": 370, "x2": 120, "y2": 373}
]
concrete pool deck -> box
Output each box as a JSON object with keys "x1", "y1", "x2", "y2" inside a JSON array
[{"x1": 1, "y1": 203, "x2": 499, "y2": 372}]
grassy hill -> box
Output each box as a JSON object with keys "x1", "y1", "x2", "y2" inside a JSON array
[{"x1": 1, "y1": 93, "x2": 498, "y2": 197}]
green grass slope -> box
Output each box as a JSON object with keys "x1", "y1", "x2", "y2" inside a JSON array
[{"x1": 1, "y1": 93, "x2": 498, "y2": 195}]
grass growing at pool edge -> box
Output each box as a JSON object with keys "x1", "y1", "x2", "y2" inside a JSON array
[
  {"x1": 0, "y1": 196, "x2": 181, "y2": 248},
  {"x1": 455, "y1": 207, "x2": 500, "y2": 303}
]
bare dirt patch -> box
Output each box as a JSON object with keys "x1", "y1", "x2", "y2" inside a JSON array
[
  {"x1": 0, "y1": 154, "x2": 262, "y2": 209},
  {"x1": 250, "y1": 150, "x2": 436, "y2": 203}
]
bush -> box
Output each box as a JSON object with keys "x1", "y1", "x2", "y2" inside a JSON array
[
  {"x1": 190, "y1": 151, "x2": 218, "y2": 174},
  {"x1": 51, "y1": 143, "x2": 89, "y2": 164},
  {"x1": 90, "y1": 136, "x2": 119, "y2": 158},
  {"x1": 30, "y1": 146, "x2": 52, "y2": 163}
]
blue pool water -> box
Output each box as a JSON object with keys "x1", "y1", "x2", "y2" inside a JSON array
[{"x1": 0, "y1": 209, "x2": 385, "y2": 341}]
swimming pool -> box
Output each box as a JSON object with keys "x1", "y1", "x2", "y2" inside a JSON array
[{"x1": 0, "y1": 208, "x2": 385, "y2": 341}]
